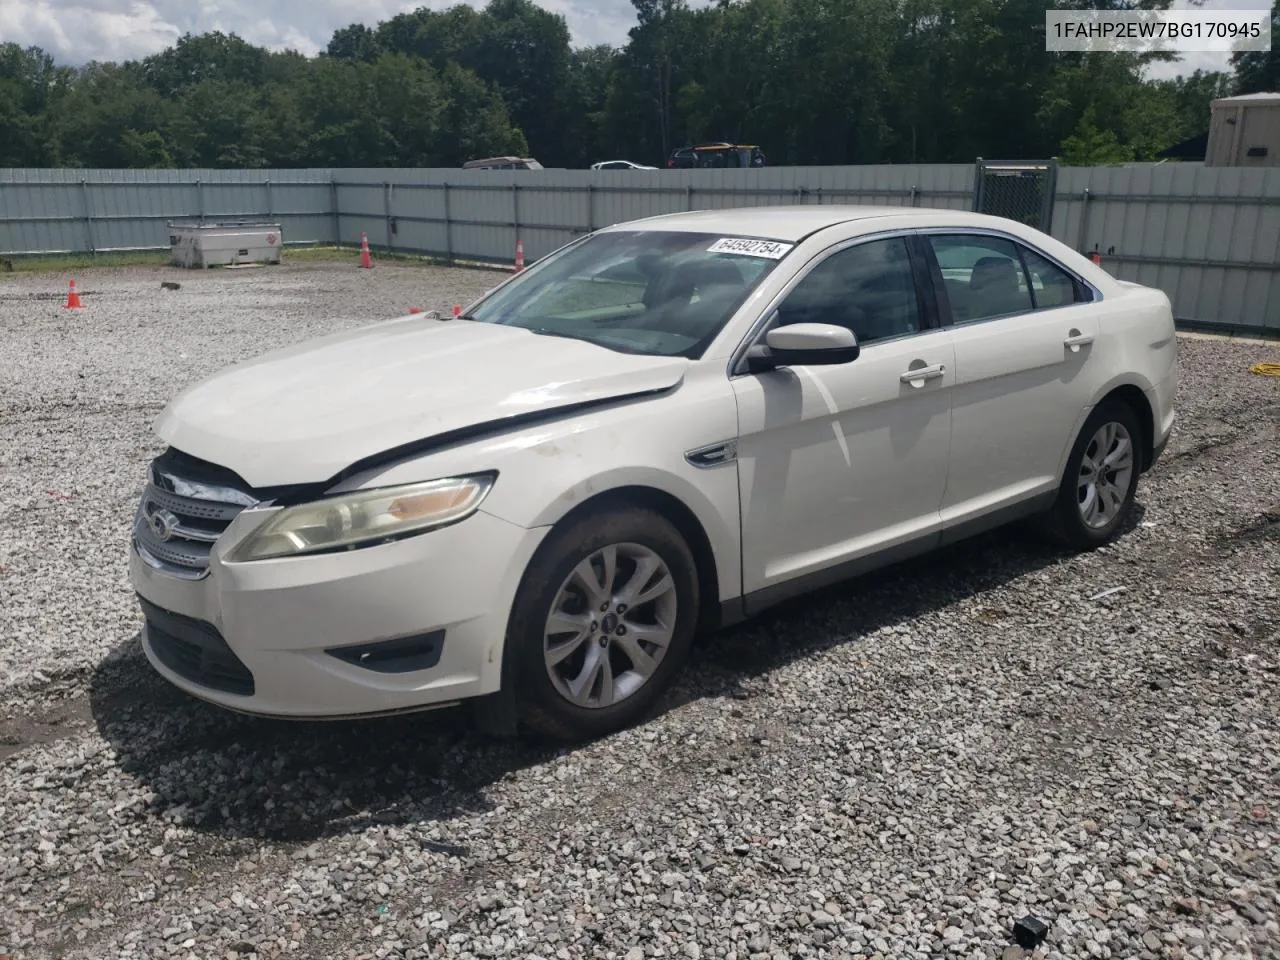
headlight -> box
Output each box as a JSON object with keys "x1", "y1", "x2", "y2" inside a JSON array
[{"x1": 227, "y1": 474, "x2": 495, "y2": 562}]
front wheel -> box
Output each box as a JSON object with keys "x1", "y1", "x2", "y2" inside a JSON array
[
  {"x1": 1041, "y1": 399, "x2": 1143, "y2": 550},
  {"x1": 504, "y1": 506, "x2": 700, "y2": 742}
]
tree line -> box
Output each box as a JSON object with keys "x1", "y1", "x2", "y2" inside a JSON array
[{"x1": 0, "y1": 0, "x2": 1275, "y2": 171}]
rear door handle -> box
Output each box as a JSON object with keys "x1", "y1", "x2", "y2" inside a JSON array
[
  {"x1": 900, "y1": 363, "x2": 946, "y2": 386},
  {"x1": 1064, "y1": 330, "x2": 1095, "y2": 352}
]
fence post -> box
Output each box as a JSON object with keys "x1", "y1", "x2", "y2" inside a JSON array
[
  {"x1": 687, "y1": 184, "x2": 694, "y2": 210},
  {"x1": 330, "y1": 178, "x2": 340, "y2": 246},
  {"x1": 196, "y1": 178, "x2": 205, "y2": 223},
  {"x1": 586, "y1": 183, "x2": 595, "y2": 232},
  {"x1": 384, "y1": 181, "x2": 394, "y2": 251},
  {"x1": 80, "y1": 179, "x2": 96, "y2": 255},
  {"x1": 512, "y1": 182, "x2": 520, "y2": 253},
  {"x1": 1041, "y1": 157, "x2": 1059, "y2": 233},
  {"x1": 265, "y1": 178, "x2": 273, "y2": 220},
  {"x1": 971, "y1": 158, "x2": 985, "y2": 213},
  {"x1": 1077, "y1": 187, "x2": 1092, "y2": 253},
  {"x1": 442, "y1": 182, "x2": 453, "y2": 263}
]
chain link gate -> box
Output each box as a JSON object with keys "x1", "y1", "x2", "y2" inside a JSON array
[{"x1": 972, "y1": 159, "x2": 1058, "y2": 232}]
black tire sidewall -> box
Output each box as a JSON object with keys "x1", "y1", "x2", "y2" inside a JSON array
[
  {"x1": 505, "y1": 506, "x2": 700, "y2": 741},
  {"x1": 1056, "y1": 400, "x2": 1143, "y2": 547}
]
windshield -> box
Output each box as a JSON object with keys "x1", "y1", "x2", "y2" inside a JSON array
[{"x1": 465, "y1": 230, "x2": 789, "y2": 357}]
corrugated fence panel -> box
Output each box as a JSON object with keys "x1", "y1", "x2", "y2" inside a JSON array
[
  {"x1": 0, "y1": 168, "x2": 341, "y2": 254},
  {"x1": 381, "y1": 182, "x2": 450, "y2": 259},
  {"x1": 1056, "y1": 163, "x2": 1280, "y2": 332},
  {"x1": 269, "y1": 180, "x2": 334, "y2": 246},
  {"x1": 3, "y1": 164, "x2": 1278, "y2": 332}
]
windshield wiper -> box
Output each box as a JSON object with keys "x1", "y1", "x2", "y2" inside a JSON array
[{"x1": 523, "y1": 326, "x2": 581, "y2": 341}]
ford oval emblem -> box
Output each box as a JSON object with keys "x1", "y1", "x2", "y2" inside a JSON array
[{"x1": 148, "y1": 509, "x2": 181, "y2": 542}]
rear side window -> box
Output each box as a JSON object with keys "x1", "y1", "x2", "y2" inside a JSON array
[
  {"x1": 1020, "y1": 246, "x2": 1085, "y2": 308},
  {"x1": 928, "y1": 235, "x2": 1033, "y2": 324},
  {"x1": 928, "y1": 234, "x2": 1090, "y2": 324}
]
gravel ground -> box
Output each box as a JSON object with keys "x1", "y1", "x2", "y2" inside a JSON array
[{"x1": 1, "y1": 260, "x2": 1278, "y2": 960}]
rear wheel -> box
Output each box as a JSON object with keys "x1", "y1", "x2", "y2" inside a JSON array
[
  {"x1": 1041, "y1": 399, "x2": 1142, "y2": 550},
  {"x1": 505, "y1": 506, "x2": 699, "y2": 742}
]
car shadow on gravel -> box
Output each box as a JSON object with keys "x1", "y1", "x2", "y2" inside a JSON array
[{"x1": 88, "y1": 507, "x2": 1144, "y2": 845}]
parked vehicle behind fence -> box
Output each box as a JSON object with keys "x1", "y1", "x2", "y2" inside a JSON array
[
  {"x1": 668, "y1": 143, "x2": 767, "y2": 168},
  {"x1": 591, "y1": 160, "x2": 659, "y2": 170},
  {"x1": 463, "y1": 156, "x2": 544, "y2": 170}
]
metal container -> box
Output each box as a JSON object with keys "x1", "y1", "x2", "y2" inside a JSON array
[
  {"x1": 168, "y1": 221, "x2": 284, "y2": 268},
  {"x1": 1205, "y1": 93, "x2": 1280, "y2": 168}
]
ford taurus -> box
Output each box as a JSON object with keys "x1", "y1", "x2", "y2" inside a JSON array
[{"x1": 129, "y1": 206, "x2": 1177, "y2": 740}]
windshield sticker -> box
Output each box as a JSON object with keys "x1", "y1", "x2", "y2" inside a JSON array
[{"x1": 706, "y1": 237, "x2": 793, "y2": 259}]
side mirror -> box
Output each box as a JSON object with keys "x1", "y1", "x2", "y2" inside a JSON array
[{"x1": 746, "y1": 322, "x2": 860, "y2": 371}]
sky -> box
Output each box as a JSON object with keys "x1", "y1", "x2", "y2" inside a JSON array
[
  {"x1": 0, "y1": 0, "x2": 1270, "y2": 78},
  {"x1": 0, "y1": 0, "x2": 646, "y2": 63},
  {"x1": 1142, "y1": 0, "x2": 1272, "y2": 80}
]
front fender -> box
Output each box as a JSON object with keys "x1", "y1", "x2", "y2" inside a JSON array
[
  {"x1": 492, "y1": 462, "x2": 741, "y2": 602},
  {"x1": 330, "y1": 374, "x2": 746, "y2": 604}
]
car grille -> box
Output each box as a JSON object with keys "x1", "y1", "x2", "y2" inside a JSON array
[
  {"x1": 132, "y1": 451, "x2": 259, "y2": 579},
  {"x1": 139, "y1": 596, "x2": 255, "y2": 696}
]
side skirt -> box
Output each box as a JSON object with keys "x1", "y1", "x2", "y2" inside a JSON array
[{"x1": 715, "y1": 491, "x2": 1058, "y2": 627}]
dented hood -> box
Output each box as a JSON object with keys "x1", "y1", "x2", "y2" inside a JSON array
[{"x1": 154, "y1": 316, "x2": 689, "y2": 488}]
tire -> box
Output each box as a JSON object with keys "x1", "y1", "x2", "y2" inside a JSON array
[
  {"x1": 1040, "y1": 399, "x2": 1143, "y2": 550},
  {"x1": 503, "y1": 505, "x2": 700, "y2": 742}
]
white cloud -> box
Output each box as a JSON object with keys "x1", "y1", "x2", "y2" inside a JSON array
[
  {"x1": 2, "y1": 0, "x2": 1263, "y2": 77},
  {"x1": 0, "y1": 1, "x2": 182, "y2": 62},
  {"x1": 0, "y1": 0, "x2": 642, "y2": 64},
  {"x1": 1141, "y1": 0, "x2": 1271, "y2": 80}
]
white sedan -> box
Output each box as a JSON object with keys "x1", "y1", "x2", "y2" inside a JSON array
[
  {"x1": 590, "y1": 160, "x2": 659, "y2": 170},
  {"x1": 129, "y1": 206, "x2": 1177, "y2": 740}
]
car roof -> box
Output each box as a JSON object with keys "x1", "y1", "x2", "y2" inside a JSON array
[
  {"x1": 599, "y1": 204, "x2": 977, "y2": 242},
  {"x1": 463, "y1": 156, "x2": 539, "y2": 168}
]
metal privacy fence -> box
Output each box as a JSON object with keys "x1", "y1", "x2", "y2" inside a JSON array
[{"x1": 2, "y1": 163, "x2": 1278, "y2": 335}]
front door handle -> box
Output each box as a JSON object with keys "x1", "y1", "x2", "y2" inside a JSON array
[
  {"x1": 900, "y1": 362, "x2": 946, "y2": 387},
  {"x1": 1064, "y1": 329, "x2": 1095, "y2": 352}
]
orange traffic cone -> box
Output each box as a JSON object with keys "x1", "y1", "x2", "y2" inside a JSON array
[
  {"x1": 359, "y1": 232, "x2": 373, "y2": 269},
  {"x1": 514, "y1": 239, "x2": 525, "y2": 273},
  {"x1": 64, "y1": 278, "x2": 84, "y2": 309}
]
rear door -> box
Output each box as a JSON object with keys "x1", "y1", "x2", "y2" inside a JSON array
[{"x1": 920, "y1": 231, "x2": 1107, "y2": 531}]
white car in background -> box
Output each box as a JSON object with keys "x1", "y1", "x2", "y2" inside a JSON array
[
  {"x1": 590, "y1": 160, "x2": 659, "y2": 170},
  {"x1": 129, "y1": 206, "x2": 1177, "y2": 741}
]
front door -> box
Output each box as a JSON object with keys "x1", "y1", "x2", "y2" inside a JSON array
[{"x1": 732, "y1": 234, "x2": 955, "y2": 603}]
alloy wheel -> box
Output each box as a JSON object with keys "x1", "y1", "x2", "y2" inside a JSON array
[
  {"x1": 542, "y1": 542, "x2": 677, "y2": 709},
  {"x1": 1077, "y1": 420, "x2": 1135, "y2": 529}
]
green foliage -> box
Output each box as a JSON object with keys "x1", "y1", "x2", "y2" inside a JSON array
[
  {"x1": 1230, "y1": 0, "x2": 1278, "y2": 94},
  {"x1": 119, "y1": 129, "x2": 173, "y2": 168},
  {"x1": 1060, "y1": 107, "x2": 1135, "y2": 165},
  {"x1": 0, "y1": 0, "x2": 1256, "y2": 172}
]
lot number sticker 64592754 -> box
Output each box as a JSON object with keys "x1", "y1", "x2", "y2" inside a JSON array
[{"x1": 706, "y1": 237, "x2": 794, "y2": 259}]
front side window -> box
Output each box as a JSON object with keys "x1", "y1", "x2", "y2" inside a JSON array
[
  {"x1": 773, "y1": 237, "x2": 922, "y2": 345},
  {"x1": 465, "y1": 230, "x2": 785, "y2": 357}
]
